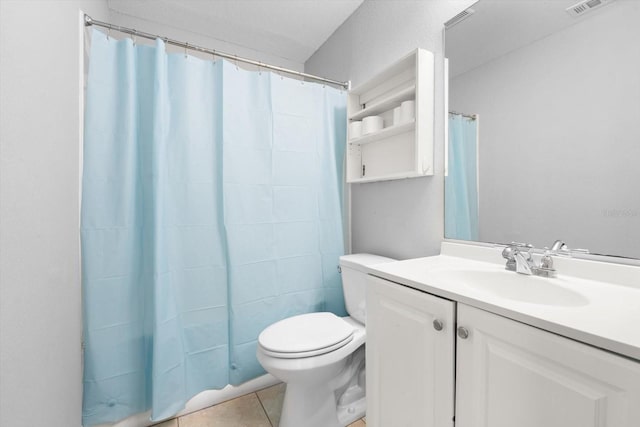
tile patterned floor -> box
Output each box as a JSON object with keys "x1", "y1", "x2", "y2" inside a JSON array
[{"x1": 152, "y1": 383, "x2": 366, "y2": 427}]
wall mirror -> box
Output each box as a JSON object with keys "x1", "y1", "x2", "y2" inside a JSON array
[{"x1": 444, "y1": 0, "x2": 640, "y2": 260}]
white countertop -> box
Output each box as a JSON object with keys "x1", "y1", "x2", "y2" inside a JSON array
[{"x1": 367, "y1": 242, "x2": 640, "y2": 361}]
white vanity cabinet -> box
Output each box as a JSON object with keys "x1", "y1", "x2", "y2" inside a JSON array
[
  {"x1": 366, "y1": 276, "x2": 640, "y2": 427},
  {"x1": 365, "y1": 276, "x2": 455, "y2": 427},
  {"x1": 455, "y1": 304, "x2": 640, "y2": 427}
]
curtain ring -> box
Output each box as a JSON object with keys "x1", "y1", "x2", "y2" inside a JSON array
[
  {"x1": 131, "y1": 29, "x2": 136, "y2": 45},
  {"x1": 106, "y1": 28, "x2": 111, "y2": 40},
  {"x1": 258, "y1": 62, "x2": 262, "y2": 76},
  {"x1": 234, "y1": 55, "x2": 239, "y2": 71},
  {"x1": 212, "y1": 50, "x2": 216, "y2": 64},
  {"x1": 184, "y1": 43, "x2": 189, "y2": 59}
]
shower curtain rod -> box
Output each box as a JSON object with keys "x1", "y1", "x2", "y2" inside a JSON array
[
  {"x1": 84, "y1": 15, "x2": 350, "y2": 89},
  {"x1": 449, "y1": 111, "x2": 477, "y2": 120}
]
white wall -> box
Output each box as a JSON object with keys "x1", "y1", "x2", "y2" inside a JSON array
[
  {"x1": 0, "y1": 1, "x2": 110, "y2": 426},
  {"x1": 305, "y1": 0, "x2": 475, "y2": 259},
  {"x1": 450, "y1": 1, "x2": 640, "y2": 259}
]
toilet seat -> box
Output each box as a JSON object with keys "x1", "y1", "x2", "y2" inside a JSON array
[
  {"x1": 258, "y1": 312, "x2": 354, "y2": 359},
  {"x1": 260, "y1": 334, "x2": 354, "y2": 359}
]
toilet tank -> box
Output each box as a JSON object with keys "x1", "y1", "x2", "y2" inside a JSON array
[{"x1": 339, "y1": 254, "x2": 396, "y2": 324}]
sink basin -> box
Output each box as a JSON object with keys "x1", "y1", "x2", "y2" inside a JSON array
[{"x1": 431, "y1": 270, "x2": 590, "y2": 307}]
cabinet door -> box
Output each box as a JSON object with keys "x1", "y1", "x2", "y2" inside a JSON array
[
  {"x1": 366, "y1": 276, "x2": 455, "y2": 427},
  {"x1": 456, "y1": 304, "x2": 640, "y2": 427}
]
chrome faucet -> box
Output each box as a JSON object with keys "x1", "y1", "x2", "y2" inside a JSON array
[
  {"x1": 502, "y1": 242, "x2": 535, "y2": 275},
  {"x1": 502, "y1": 240, "x2": 590, "y2": 279},
  {"x1": 502, "y1": 242, "x2": 557, "y2": 278},
  {"x1": 550, "y1": 240, "x2": 567, "y2": 252},
  {"x1": 514, "y1": 250, "x2": 534, "y2": 275},
  {"x1": 549, "y1": 239, "x2": 590, "y2": 257}
]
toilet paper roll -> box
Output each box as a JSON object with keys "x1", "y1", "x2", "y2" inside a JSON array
[
  {"x1": 362, "y1": 116, "x2": 384, "y2": 135},
  {"x1": 393, "y1": 107, "x2": 402, "y2": 125},
  {"x1": 349, "y1": 121, "x2": 363, "y2": 139},
  {"x1": 400, "y1": 100, "x2": 416, "y2": 123}
]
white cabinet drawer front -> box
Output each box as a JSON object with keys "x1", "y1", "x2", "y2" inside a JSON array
[
  {"x1": 456, "y1": 304, "x2": 640, "y2": 427},
  {"x1": 366, "y1": 276, "x2": 455, "y2": 427}
]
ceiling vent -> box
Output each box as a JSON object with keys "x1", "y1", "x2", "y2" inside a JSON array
[
  {"x1": 566, "y1": 0, "x2": 615, "y2": 17},
  {"x1": 445, "y1": 8, "x2": 475, "y2": 29}
]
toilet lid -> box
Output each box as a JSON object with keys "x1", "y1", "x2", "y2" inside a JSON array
[{"x1": 258, "y1": 312, "x2": 354, "y2": 356}]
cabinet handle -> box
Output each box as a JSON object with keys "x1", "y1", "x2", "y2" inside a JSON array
[
  {"x1": 457, "y1": 326, "x2": 470, "y2": 339},
  {"x1": 433, "y1": 319, "x2": 444, "y2": 331}
]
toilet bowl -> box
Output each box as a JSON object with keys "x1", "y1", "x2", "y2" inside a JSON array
[{"x1": 256, "y1": 254, "x2": 396, "y2": 427}]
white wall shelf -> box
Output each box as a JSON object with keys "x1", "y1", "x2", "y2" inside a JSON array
[
  {"x1": 347, "y1": 171, "x2": 424, "y2": 184},
  {"x1": 349, "y1": 86, "x2": 416, "y2": 121},
  {"x1": 348, "y1": 120, "x2": 414, "y2": 145},
  {"x1": 346, "y1": 48, "x2": 434, "y2": 183}
]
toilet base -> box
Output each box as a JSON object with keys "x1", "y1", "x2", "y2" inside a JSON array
[
  {"x1": 279, "y1": 385, "x2": 366, "y2": 427},
  {"x1": 337, "y1": 391, "x2": 366, "y2": 426},
  {"x1": 279, "y1": 382, "x2": 341, "y2": 427}
]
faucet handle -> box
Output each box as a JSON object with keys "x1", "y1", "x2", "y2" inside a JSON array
[
  {"x1": 534, "y1": 248, "x2": 558, "y2": 278},
  {"x1": 541, "y1": 249, "x2": 554, "y2": 269},
  {"x1": 503, "y1": 242, "x2": 533, "y2": 260},
  {"x1": 510, "y1": 242, "x2": 533, "y2": 253},
  {"x1": 502, "y1": 246, "x2": 514, "y2": 260}
]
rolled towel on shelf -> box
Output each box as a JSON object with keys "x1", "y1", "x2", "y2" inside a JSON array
[
  {"x1": 362, "y1": 116, "x2": 384, "y2": 135},
  {"x1": 349, "y1": 121, "x2": 363, "y2": 139},
  {"x1": 400, "y1": 100, "x2": 415, "y2": 123}
]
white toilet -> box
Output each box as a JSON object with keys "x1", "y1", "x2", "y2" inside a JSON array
[{"x1": 256, "y1": 254, "x2": 395, "y2": 427}]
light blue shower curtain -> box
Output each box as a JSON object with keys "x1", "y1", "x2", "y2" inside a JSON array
[
  {"x1": 222, "y1": 62, "x2": 347, "y2": 384},
  {"x1": 445, "y1": 114, "x2": 479, "y2": 240},
  {"x1": 81, "y1": 29, "x2": 346, "y2": 426}
]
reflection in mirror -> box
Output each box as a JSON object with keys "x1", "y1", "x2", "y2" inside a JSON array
[{"x1": 445, "y1": 0, "x2": 640, "y2": 259}]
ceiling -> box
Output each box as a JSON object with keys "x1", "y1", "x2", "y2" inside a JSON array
[
  {"x1": 446, "y1": 0, "x2": 620, "y2": 77},
  {"x1": 108, "y1": 0, "x2": 364, "y2": 64}
]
